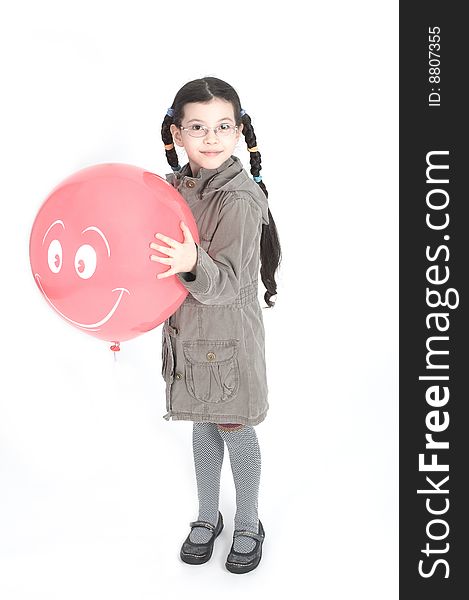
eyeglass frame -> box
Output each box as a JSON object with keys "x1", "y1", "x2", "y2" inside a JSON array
[{"x1": 179, "y1": 123, "x2": 239, "y2": 138}]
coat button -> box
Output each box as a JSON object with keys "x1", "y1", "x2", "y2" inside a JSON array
[
  {"x1": 206, "y1": 352, "x2": 216, "y2": 361},
  {"x1": 175, "y1": 372, "x2": 183, "y2": 380},
  {"x1": 186, "y1": 179, "x2": 195, "y2": 188}
]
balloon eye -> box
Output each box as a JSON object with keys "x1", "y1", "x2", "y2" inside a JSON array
[
  {"x1": 47, "y1": 239, "x2": 62, "y2": 273},
  {"x1": 74, "y1": 244, "x2": 97, "y2": 279}
]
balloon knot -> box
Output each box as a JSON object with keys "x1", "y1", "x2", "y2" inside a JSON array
[{"x1": 110, "y1": 342, "x2": 120, "y2": 352}]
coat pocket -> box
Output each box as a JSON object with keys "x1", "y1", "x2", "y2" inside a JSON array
[{"x1": 182, "y1": 339, "x2": 240, "y2": 404}]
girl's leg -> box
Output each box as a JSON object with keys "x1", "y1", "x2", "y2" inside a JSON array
[
  {"x1": 217, "y1": 424, "x2": 262, "y2": 552},
  {"x1": 189, "y1": 422, "x2": 225, "y2": 543}
]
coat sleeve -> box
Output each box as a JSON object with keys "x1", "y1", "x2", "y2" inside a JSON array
[{"x1": 176, "y1": 194, "x2": 261, "y2": 305}]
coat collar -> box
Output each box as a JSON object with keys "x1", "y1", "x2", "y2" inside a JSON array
[{"x1": 165, "y1": 155, "x2": 269, "y2": 225}]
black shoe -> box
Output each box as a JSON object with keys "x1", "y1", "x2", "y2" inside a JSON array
[
  {"x1": 225, "y1": 520, "x2": 265, "y2": 574},
  {"x1": 180, "y1": 511, "x2": 224, "y2": 565}
]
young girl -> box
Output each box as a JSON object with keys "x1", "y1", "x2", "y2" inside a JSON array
[{"x1": 150, "y1": 77, "x2": 281, "y2": 574}]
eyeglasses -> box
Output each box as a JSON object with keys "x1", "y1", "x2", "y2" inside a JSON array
[{"x1": 179, "y1": 123, "x2": 239, "y2": 138}]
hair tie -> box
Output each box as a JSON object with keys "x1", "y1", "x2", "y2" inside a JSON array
[
  {"x1": 171, "y1": 164, "x2": 182, "y2": 172},
  {"x1": 164, "y1": 143, "x2": 174, "y2": 150},
  {"x1": 253, "y1": 175, "x2": 262, "y2": 182},
  {"x1": 248, "y1": 146, "x2": 258, "y2": 153},
  {"x1": 166, "y1": 107, "x2": 175, "y2": 117},
  {"x1": 240, "y1": 109, "x2": 246, "y2": 117}
]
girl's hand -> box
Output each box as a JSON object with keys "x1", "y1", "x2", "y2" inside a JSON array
[{"x1": 150, "y1": 221, "x2": 197, "y2": 279}]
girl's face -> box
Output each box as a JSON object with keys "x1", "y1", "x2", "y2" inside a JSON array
[{"x1": 170, "y1": 98, "x2": 243, "y2": 176}]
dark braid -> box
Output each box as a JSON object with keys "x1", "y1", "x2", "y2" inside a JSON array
[
  {"x1": 239, "y1": 112, "x2": 264, "y2": 193},
  {"x1": 161, "y1": 77, "x2": 282, "y2": 308},
  {"x1": 161, "y1": 114, "x2": 181, "y2": 172},
  {"x1": 239, "y1": 111, "x2": 281, "y2": 307}
]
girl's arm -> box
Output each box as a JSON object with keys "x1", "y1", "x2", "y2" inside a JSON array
[{"x1": 177, "y1": 194, "x2": 261, "y2": 305}]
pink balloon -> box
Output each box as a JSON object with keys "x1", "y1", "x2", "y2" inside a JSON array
[{"x1": 29, "y1": 163, "x2": 198, "y2": 348}]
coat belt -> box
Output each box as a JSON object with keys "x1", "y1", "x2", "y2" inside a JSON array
[{"x1": 181, "y1": 281, "x2": 259, "y2": 308}]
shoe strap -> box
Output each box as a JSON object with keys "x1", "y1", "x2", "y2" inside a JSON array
[
  {"x1": 190, "y1": 520, "x2": 216, "y2": 532},
  {"x1": 233, "y1": 529, "x2": 264, "y2": 542}
]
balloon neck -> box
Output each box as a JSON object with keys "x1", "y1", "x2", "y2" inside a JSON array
[{"x1": 110, "y1": 341, "x2": 121, "y2": 352}]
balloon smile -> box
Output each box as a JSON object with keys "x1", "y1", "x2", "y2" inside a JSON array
[{"x1": 34, "y1": 274, "x2": 130, "y2": 331}]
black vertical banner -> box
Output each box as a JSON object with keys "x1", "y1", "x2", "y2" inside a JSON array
[{"x1": 400, "y1": 3, "x2": 467, "y2": 597}]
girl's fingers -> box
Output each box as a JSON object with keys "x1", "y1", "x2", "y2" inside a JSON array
[
  {"x1": 150, "y1": 255, "x2": 172, "y2": 264},
  {"x1": 155, "y1": 232, "x2": 180, "y2": 247},
  {"x1": 157, "y1": 269, "x2": 174, "y2": 279},
  {"x1": 150, "y1": 242, "x2": 175, "y2": 256},
  {"x1": 181, "y1": 221, "x2": 194, "y2": 241}
]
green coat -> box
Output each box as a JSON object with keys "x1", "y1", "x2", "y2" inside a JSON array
[{"x1": 161, "y1": 155, "x2": 270, "y2": 426}]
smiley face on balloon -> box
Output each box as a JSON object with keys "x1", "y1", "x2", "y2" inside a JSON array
[
  {"x1": 29, "y1": 163, "x2": 199, "y2": 346},
  {"x1": 35, "y1": 218, "x2": 131, "y2": 334}
]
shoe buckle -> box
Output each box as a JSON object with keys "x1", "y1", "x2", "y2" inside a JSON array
[
  {"x1": 233, "y1": 529, "x2": 263, "y2": 542},
  {"x1": 190, "y1": 520, "x2": 216, "y2": 532}
]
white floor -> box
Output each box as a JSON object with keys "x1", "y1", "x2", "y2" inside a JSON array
[{"x1": 0, "y1": 304, "x2": 398, "y2": 599}]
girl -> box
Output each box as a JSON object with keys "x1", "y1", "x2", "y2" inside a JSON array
[{"x1": 150, "y1": 77, "x2": 281, "y2": 574}]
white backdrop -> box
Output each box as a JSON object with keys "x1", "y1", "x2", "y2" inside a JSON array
[{"x1": 0, "y1": 1, "x2": 398, "y2": 598}]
